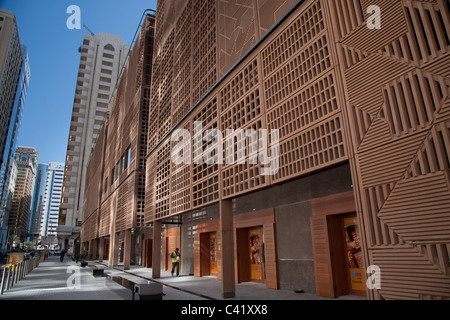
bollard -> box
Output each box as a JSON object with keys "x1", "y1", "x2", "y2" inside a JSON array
[
  {"x1": 19, "y1": 262, "x2": 23, "y2": 280},
  {"x1": 0, "y1": 268, "x2": 6, "y2": 295},
  {"x1": 7, "y1": 266, "x2": 13, "y2": 289}
]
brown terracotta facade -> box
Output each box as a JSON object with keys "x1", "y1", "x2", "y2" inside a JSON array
[{"x1": 81, "y1": 0, "x2": 450, "y2": 300}]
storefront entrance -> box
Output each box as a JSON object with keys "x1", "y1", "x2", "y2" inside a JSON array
[
  {"x1": 311, "y1": 192, "x2": 367, "y2": 298},
  {"x1": 236, "y1": 226, "x2": 264, "y2": 283}
]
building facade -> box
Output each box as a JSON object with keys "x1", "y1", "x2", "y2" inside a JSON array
[
  {"x1": 40, "y1": 162, "x2": 64, "y2": 240},
  {"x1": 81, "y1": 13, "x2": 155, "y2": 266},
  {"x1": 8, "y1": 147, "x2": 38, "y2": 242},
  {"x1": 0, "y1": 159, "x2": 17, "y2": 249},
  {"x1": 27, "y1": 163, "x2": 48, "y2": 243},
  {"x1": 0, "y1": 10, "x2": 30, "y2": 251},
  {"x1": 58, "y1": 32, "x2": 130, "y2": 252},
  {"x1": 81, "y1": 0, "x2": 450, "y2": 300}
]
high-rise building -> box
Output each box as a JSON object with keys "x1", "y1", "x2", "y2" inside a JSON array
[
  {"x1": 27, "y1": 163, "x2": 48, "y2": 242},
  {"x1": 0, "y1": 9, "x2": 30, "y2": 251},
  {"x1": 40, "y1": 162, "x2": 64, "y2": 238},
  {"x1": 9, "y1": 147, "x2": 38, "y2": 242},
  {"x1": 0, "y1": 159, "x2": 17, "y2": 249},
  {"x1": 58, "y1": 32, "x2": 130, "y2": 252}
]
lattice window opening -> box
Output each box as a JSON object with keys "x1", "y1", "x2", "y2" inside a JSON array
[
  {"x1": 155, "y1": 198, "x2": 170, "y2": 219},
  {"x1": 220, "y1": 119, "x2": 265, "y2": 166},
  {"x1": 261, "y1": 0, "x2": 325, "y2": 77},
  {"x1": 266, "y1": 71, "x2": 339, "y2": 141},
  {"x1": 193, "y1": 46, "x2": 217, "y2": 89},
  {"x1": 193, "y1": 175, "x2": 219, "y2": 207},
  {"x1": 220, "y1": 60, "x2": 259, "y2": 112},
  {"x1": 137, "y1": 214, "x2": 145, "y2": 227},
  {"x1": 382, "y1": 70, "x2": 449, "y2": 137},
  {"x1": 170, "y1": 189, "x2": 191, "y2": 215},
  {"x1": 274, "y1": 115, "x2": 346, "y2": 181},
  {"x1": 170, "y1": 165, "x2": 191, "y2": 191},
  {"x1": 407, "y1": 121, "x2": 450, "y2": 178},
  {"x1": 193, "y1": 69, "x2": 218, "y2": 103},
  {"x1": 402, "y1": 0, "x2": 450, "y2": 64},
  {"x1": 264, "y1": 35, "x2": 332, "y2": 109},
  {"x1": 222, "y1": 163, "x2": 267, "y2": 198},
  {"x1": 221, "y1": 89, "x2": 262, "y2": 131}
]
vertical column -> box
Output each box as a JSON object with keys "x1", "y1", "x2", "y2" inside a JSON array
[
  {"x1": 220, "y1": 199, "x2": 235, "y2": 298},
  {"x1": 124, "y1": 229, "x2": 132, "y2": 270},
  {"x1": 152, "y1": 220, "x2": 162, "y2": 278},
  {"x1": 98, "y1": 237, "x2": 105, "y2": 262},
  {"x1": 109, "y1": 232, "x2": 119, "y2": 267},
  {"x1": 91, "y1": 239, "x2": 98, "y2": 260}
]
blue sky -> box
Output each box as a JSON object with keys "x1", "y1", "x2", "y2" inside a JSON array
[{"x1": 0, "y1": 0, "x2": 157, "y2": 164}]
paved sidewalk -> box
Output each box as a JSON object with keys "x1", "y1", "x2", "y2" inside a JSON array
[
  {"x1": 90, "y1": 260, "x2": 365, "y2": 301},
  {"x1": 0, "y1": 256, "x2": 209, "y2": 300},
  {"x1": 0, "y1": 256, "x2": 131, "y2": 300},
  {"x1": 0, "y1": 256, "x2": 366, "y2": 300}
]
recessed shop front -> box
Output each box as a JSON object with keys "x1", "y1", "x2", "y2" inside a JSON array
[
  {"x1": 200, "y1": 232, "x2": 218, "y2": 276},
  {"x1": 311, "y1": 191, "x2": 367, "y2": 298},
  {"x1": 234, "y1": 209, "x2": 278, "y2": 289},
  {"x1": 236, "y1": 226, "x2": 265, "y2": 283}
]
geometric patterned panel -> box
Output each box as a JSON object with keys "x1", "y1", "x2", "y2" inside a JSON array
[
  {"x1": 331, "y1": 0, "x2": 450, "y2": 300},
  {"x1": 371, "y1": 246, "x2": 450, "y2": 300},
  {"x1": 378, "y1": 171, "x2": 450, "y2": 242}
]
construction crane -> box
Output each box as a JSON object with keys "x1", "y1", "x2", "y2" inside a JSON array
[{"x1": 83, "y1": 24, "x2": 95, "y2": 36}]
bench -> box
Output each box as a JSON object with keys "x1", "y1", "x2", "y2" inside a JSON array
[{"x1": 92, "y1": 267, "x2": 104, "y2": 277}]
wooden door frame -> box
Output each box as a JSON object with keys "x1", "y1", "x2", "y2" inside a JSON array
[{"x1": 311, "y1": 191, "x2": 367, "y2": 298}]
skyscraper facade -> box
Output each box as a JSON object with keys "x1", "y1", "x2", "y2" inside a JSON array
[
  {"x1": 27, "y1": 163, "x2": 48, "y2": 242},
  {"x1": 0, "y1": 9, "x2": 30, "y2": 251},
  {"x1": 58, "y1": 32, "x2": 130, "y2": 252},
  {"x1": 9, "y1": 147, "x2": 38, "y2": 242},
  {"x1": 40, "y1": 162, "x2": 64, "y2": 238}
]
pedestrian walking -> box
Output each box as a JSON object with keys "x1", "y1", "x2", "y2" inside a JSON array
[
  {"x1": 60, "y1": 249, "x2": 66, "y2": 262},
  {"x1": 170, "y1": 248, "x2": 180, "y2": 276}
]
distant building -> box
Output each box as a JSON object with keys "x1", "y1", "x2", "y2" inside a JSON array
[
  {"x1": 58, "y1": 32, "x2": 130, "y2": 255},
  {"x1": 9, "y1": 147, "x2": 38, "y2": 242},
  {"x1": 0, "y1": 159, "x2": 17, "y2": 249},
  {"x1": 27, "y1": 163, "x2": 48, "y2": 243},
  {"x1": 0, "y1": 9, "x2": 30, "y2": 250},
  {"x1": 40, "y1": 162, "x2": 64, "y2": 238}
]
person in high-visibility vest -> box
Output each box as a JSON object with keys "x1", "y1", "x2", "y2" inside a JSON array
[{"x1": 170, "y1": 248, "x2": 180, "y2": 276}]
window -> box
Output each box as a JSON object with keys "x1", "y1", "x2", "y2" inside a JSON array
[
  {"x1": 102, "y1": 60, "x2": 113, "y2": 67},
  {"x1": 104, "y1": 177, "x2": 108, "y2": 193},
  {"x1": 104, "y1": 44, "x2": 115, "y2": 52},
  {"x1": 101, "y1": 68, "x2": 112, "y2": 75},
  {"x1": 111, "y1": 167, "x2": 115, "y2": 184}
]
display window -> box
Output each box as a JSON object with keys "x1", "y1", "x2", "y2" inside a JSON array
[
  {"x1": 249, "y1": 227, "x2": 263, "y2": 281},
  {"x1": 344, "y1": 217, "x2": 366, "y2": 292},
  {"x1": 210, "y1": 232, "x2": 217, "y2": 275}
]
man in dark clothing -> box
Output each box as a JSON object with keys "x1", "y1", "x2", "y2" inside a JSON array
[{"x1": 60, "y1": 250, "x2": 66, "y2": 262}]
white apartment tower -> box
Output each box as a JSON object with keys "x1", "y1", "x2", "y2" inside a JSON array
[
  {"x1": 58, "y1": 32, "x2": 129, "y2": 253},
  {"x1": 40, "y1": 162, "x2": 64, "y2": 238}
]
